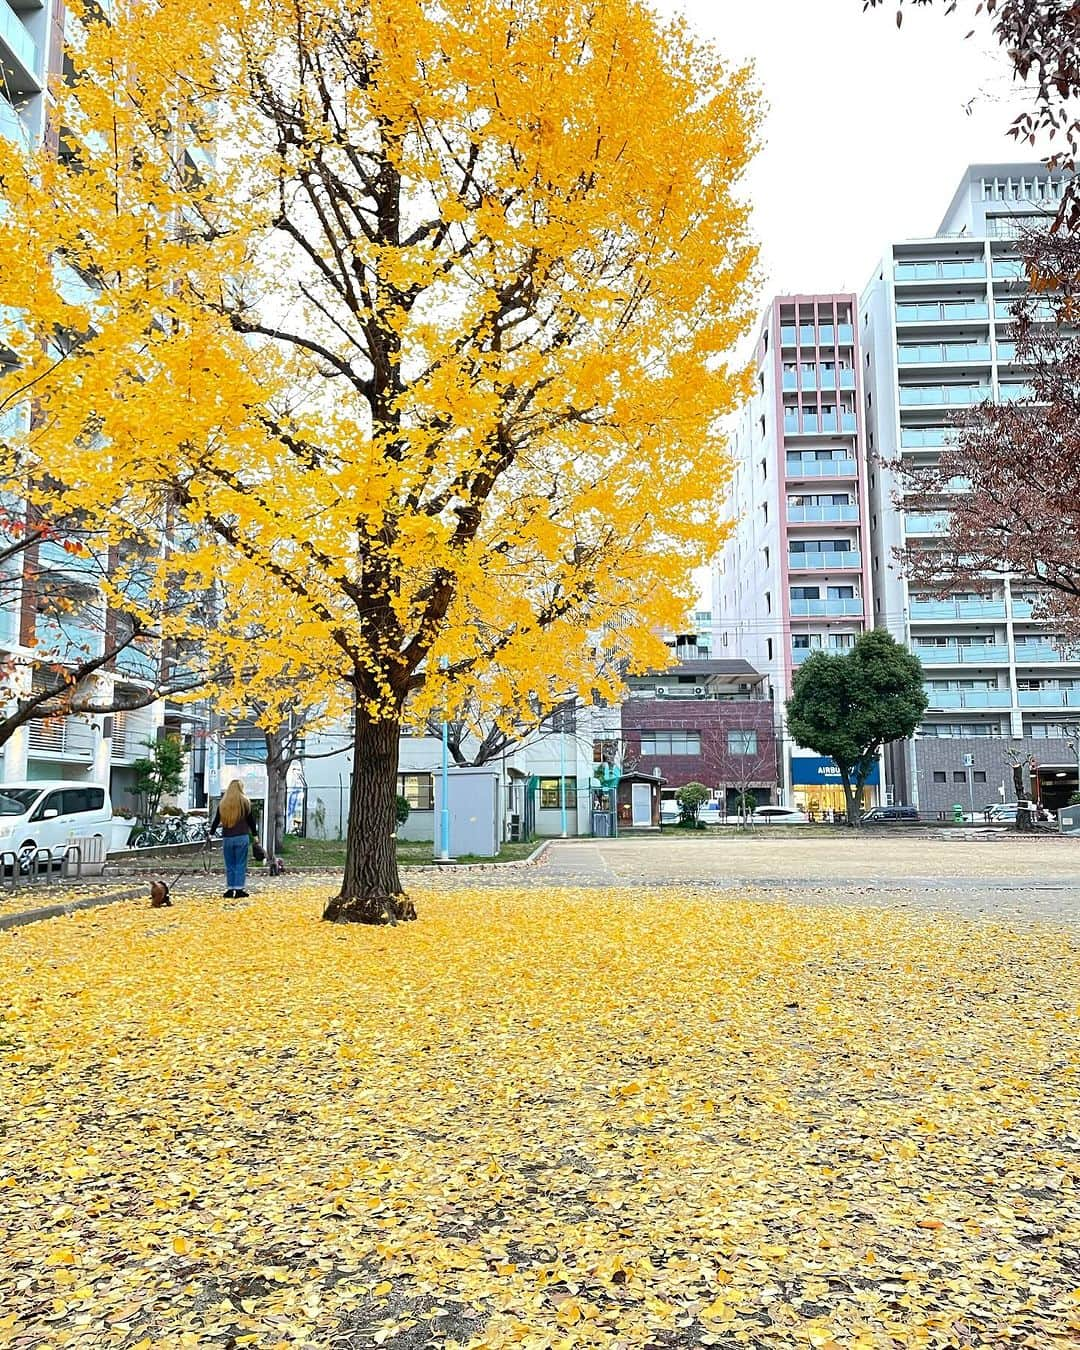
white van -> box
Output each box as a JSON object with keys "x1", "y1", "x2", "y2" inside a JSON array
[{"x1": 0, "y1": 781, "x2": 113, "y2": 870}]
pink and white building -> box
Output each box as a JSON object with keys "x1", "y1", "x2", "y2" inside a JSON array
[{"x1": 714, "y1": 295, "x2": 879, "y2": 812}]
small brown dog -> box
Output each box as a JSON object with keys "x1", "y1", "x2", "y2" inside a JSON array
[{"x1": 149, "y1": 878, "x2": 174, "y2": 908}]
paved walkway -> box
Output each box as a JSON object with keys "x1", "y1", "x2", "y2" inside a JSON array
[{"x1": 418, "y1": 833, "x2": 1080, "y2": 924}]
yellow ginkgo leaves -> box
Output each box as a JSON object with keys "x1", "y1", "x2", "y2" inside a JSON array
[{"x1": 0, "y1": 885, "x2": 1078, "y2": 1347}]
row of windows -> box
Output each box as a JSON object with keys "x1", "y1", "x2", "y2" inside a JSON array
[
  {"x1": 791, "y1": 586, "x2": 857, "y2": 600},
  {"x1": 638, "y1": 731, "x2": 759, "y2": 756},
  {"x1": 932, "y1": 770, "x2": 988, "y2": 784}
]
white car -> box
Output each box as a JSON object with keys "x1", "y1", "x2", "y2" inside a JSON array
[
  {"x1": 0, "y1": 781, "x2": 113, "y2": 871},
  {"x1": 751, "y1": 805, "x2": 811, "y2": 825}
]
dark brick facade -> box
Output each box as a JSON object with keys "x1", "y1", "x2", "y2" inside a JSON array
[{"x1": 620, "y1": 698, "x2": 778, "y2": 797}]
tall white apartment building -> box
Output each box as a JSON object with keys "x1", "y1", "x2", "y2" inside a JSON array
[
  {"x1": 715, "y1": 295, "x2": 880, "y2": 815},
  {"x1": 861, "y1": 163, "x2": 1080, "y2": 814},
  {"x1": 0, "y1": 1, "x2": 206, "y2": 809}
]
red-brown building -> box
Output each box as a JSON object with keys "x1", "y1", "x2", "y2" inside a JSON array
[{"x1": 620, "y1": 656, "x2": 778, "y2": 813}]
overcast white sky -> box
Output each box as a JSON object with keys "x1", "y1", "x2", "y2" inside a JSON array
[{"x1": 654, "y1": 0, "x2": 1028, "y2": 295}]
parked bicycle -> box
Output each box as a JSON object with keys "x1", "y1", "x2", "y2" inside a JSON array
[{"x1": 130, "y1": 815, "x2": 210, "y2": 848}]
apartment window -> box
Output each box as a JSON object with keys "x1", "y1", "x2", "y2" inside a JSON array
[
  {"x1": 728, "y1": 730, "x2": 758, "y2": 755},
  {"x1": 791, "y1": 586, "x2": 820, "y2": 600},
  {"x1": 765, "y1": 591, "x2": 771, "y2": 614},
  {"x1": 933, "y1": 771, "x2": 947, "y2": 784},
  {"x1": 639, "y1": 732, "x2": 701, "y2": 756},
  {"x1": 763, "y1": 547, "x2": 770, "y2": 568},
  {"x1": 539, "y1": 777, "x2": 576, "y2": 809},
  {"x1": 758, "y1": 372, "x2": 765, "y2": 395},
  {"x1": 762, "y1": 502, "x2": 768, "y2": 524},
  {"x1": 398, "y1": 773, "x2": 434, "y2": 810},
  {"x1": 760, "y1": 456, "x2": 767, "y2": 477},
  {"x1": 827, "y1": 586, "x2": 855, "y2": 599},
  {"x1": 974, "y1": 771, "x2": 987, "y2": 783},
  {"x1": 766, "y1": 638, "x2": 773, "y2": 660},
  {"x1": 953, "y1": 771, "x2": 967, "y2": 783}
]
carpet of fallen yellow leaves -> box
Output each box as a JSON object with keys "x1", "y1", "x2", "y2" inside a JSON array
[{"x1": 1, "y1": 886, "x2": 1077, "y2": 1350}]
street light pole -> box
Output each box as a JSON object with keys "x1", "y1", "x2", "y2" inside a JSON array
[
  {"x1": 437, "y1": 656, "x2": 451, "y2": 862},
  {"x1": 559, "y1": 715, "x2": 568, "y2": 838}
]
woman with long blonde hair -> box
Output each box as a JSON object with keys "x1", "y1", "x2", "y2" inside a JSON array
[{"x1": 210, "y1": 780, "x2": 258, "y2": 898}]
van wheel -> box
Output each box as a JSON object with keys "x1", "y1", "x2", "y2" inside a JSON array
[{"x1": 17, "y1": 841, "x2": 37, "y2": 875}]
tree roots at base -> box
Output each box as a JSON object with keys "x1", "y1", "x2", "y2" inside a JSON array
[{"x1": 322, "y1": 893, "x2": 418, "y2": 925}]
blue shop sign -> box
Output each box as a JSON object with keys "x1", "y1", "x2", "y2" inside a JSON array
[{"x1": 791, "y1": 755, "x2": 880, "y2": 787}]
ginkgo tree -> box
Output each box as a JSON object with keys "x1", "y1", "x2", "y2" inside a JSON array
[{"x1": 0, "y1": 0, "x2": 759, "y2": 922}]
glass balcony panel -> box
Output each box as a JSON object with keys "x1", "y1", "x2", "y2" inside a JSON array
[
  {"x1": 927, "y1": 689, "x2": 1012, "y2": 709},
  {"x1": 781, "y1": 325, "x2": 797, "y2": 345},
  {"x1": 899, "y1": 385, "x2": 990, "y2": 406},
  {"x1": 789, "y1": 598, "x2": 864, "y2": 617},
  {"x1": 996, "y1": 342, "x2": 1018, "y2": 362},
  {"x1": 34, "y1": 617, "x2": 103, "y2": 662},
  {"x1": 791, "y1": 647, "x2": 815, "y2": 664},
  {"x1": 1014, "y1": 643, "x2": 1070, "y2": 663},
  {"x1": 839, "y1": 413, "x2": 857, "y2": 431},
  {"x1": 896, "y1": 302, "x2": 989, "y2": 322},
  {"x1": 786, "y1": 504, "x2": 859, "y2": 524},
  {"x1": 839, "y1": 369, "x2": 855, "y2": 389},
  {"x1": 904, "y1": 514, "x2": 950, "y2": 535},
  {"x1": 836, "y1": 324, "x2": 854, "y2": 343},
  {"x1": 915, "y1": 643, "x2": 1010, "y2": 664},
  {"x1": 991, "y1": 259, "x2": 1026, "y2": 279},
  {"x1": 788, "y1": 550, "x2": 861, "y2": 570},
  {"x1": 999, "y1": 383, "x2": 1035, "y2": 402},
  {"x1": 114, "y1": 644, "x2": 158, "y2": 680},
  {"x1": 784, "y1": 458, "x2": 858, "y2": 478},
  {"x1": 1018, "y1": 689, "x2": 1078, "y2": 707},
  {"x1": 910, "y1": 598, "x2": 1005, "y2": 620},
  {"x1": 782, "y1": 371, "x2": 798, "y2": 390},
  {"x1": 799, "y1": 325, "x2": 816, "y2": 344},
  {"x1": 900, "y1": 427, "x2": 952, "y2": 448},
  {"x1": 816, "y1": 325, "x2": 832, "y2": 344},
  {"x1": 895, "y1": 260, "x2": 986, "y2": 281}
]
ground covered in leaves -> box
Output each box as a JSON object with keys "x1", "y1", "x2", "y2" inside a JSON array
[{"x1": 1, "y1": 887, "x2": 1077, "y2": 1349}]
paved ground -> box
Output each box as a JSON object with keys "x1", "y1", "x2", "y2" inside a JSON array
[{"x1": 515, "y1": 832, "x2": 1080, "y2": 923}]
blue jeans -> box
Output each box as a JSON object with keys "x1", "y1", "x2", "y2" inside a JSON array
[{"x1": 222, "y1": 834, "x2": 249, "y2": 890}]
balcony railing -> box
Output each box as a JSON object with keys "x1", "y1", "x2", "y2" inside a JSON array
[
  {"x1": 915, "y1": 643, "x2": 1010, "y2": 664},
  {"x1": 115, "y1": 644, "x2": 158, "y2": 681},
  {"x1": 780, "y1": 324, "x2": 855, "y2": 346},
  {"x1": 783, "y1": 413, "x2": 858, "y2": 434},
  {"x1": 1014, "y1": 643, "x2": 1074, "y2": 664},
  {"x1": 998, "y1": 383, "x2": 1035, "y2": 403},
  {"x1": 111, "y1": 708, "x2": 158, "y2": 763},
  {"x1": 786, "y1": 503, "x2": 859, "y2": 524},
  {"x1": 788, "y1": 550, "x2": 862, "y2": 570},
  {"x1": 1019, "y1": 688, "x2": 1080, "y2": 707},
  {"x1": 900, "y1": 428, "x2": 953, "y2": 448},
  {"x1": 910, "y1": 598, "x2": 1005, "y2": 621},
  {"x1": 925, "y1": 688, "x2": 1013, "y2": 710},
  {"x1": 896, "y1": 302, "x2": 989, "y2": 323},
  {"x1": 33, "y1": 618, "x2": 104, "y2": 664},
  {"x1": 899, "y1": 384, "x2": 990, "y2": 407},
  {"x1": 898, "y1": 343, "x2": 991, "y2": 365},
  {"x1": 782, "y1": 370, "x2": 856, "y2": 391},
  {"x1": 27, "y1": 716, "x2": 96, "y2": 759},
  {"x1": 895, "y1": 260, "x2": 986, "y2": 282},
  {"x1": 904, "y1": 514, "x2": 950, "y2": 536},
  {"x1": 789, "y1": 598, "x2": 863, "y2": 617},
  {"x1": 0, "y1": 5, "x2": 41, "y2": 96},
  {"x1": 785, "y1": 458, "x2": 858, "y2": 478}
]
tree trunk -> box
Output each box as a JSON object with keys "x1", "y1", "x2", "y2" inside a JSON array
[
  {"x1": 840, "y1": 772, "x2": 859, "y2": 827},
  {"x1": 322, "y1": 703, "x2": 415, "y2": 925},
  {"x1": 263, "y1": 727, "x2": 289, "y2": 858}
]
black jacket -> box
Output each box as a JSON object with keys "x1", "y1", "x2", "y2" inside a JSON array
[{"x1": 210, "y1": 807, "x2": 257, "y2": 839}]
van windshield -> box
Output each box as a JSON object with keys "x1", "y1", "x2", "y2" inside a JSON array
[{"x1": 0, "y1": 789, "x2": 42, "y2": 815}]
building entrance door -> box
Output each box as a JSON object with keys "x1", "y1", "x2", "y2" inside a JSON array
[{"x1": 631, "y1": 783, "x2": 652, "y2": 827}]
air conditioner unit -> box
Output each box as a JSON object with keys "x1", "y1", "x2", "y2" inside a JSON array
[
  {"x1": 693, "y1": 686, "x2": 706, "y2": 697},
  {"x1": 654, "y1": 685, "x2": 667, "y2": 696}
]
